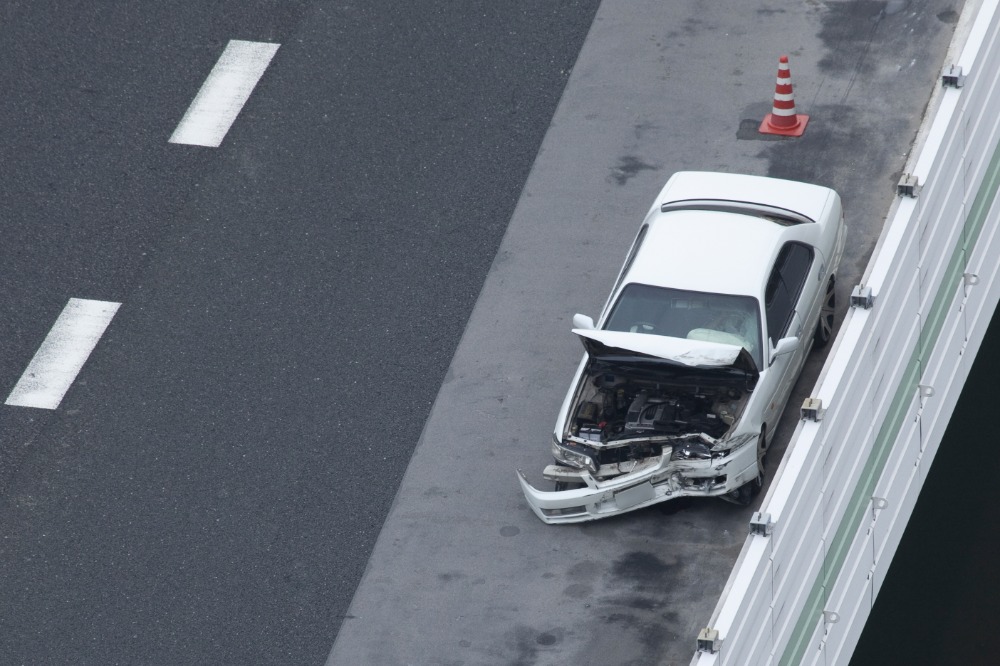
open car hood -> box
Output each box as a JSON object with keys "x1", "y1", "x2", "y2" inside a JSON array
[{"x1": 573, "y1": 329, "x2": 759, "y2": 381}]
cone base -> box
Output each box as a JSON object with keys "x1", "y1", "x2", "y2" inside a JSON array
[{"x1": 759, "y1": 113, "x2": 809, "y2": 137}]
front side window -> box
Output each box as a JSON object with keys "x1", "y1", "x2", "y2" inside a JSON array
[
  {"x1": 605, "y1": 284, "x2": 763, "y2": 367},
  {"x1": 765, "y1": 242, "x2": 814, "y2": 344}
]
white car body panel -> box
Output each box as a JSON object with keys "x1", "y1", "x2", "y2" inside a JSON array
[
  {"x1": 649, "y1": 170, "x2": 835, "y2": 226},
  {"x1": 519, "y1": 172, "x2": 845, "y2": 524},
  {"x1": 623, "y1": 210, "x2": 784, "y2": 298},
  {"x1": 573, "y1": 329, "x2": 746, "y2": 368}
]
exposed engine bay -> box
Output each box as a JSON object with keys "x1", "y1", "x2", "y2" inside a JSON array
[{"x1": 563, "y1": 360, "x2": 749, "y2": 473}]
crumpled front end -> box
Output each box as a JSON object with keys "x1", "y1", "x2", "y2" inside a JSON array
[{"x1": 517, "y1": 438, "x2": 758, "y2": 524}]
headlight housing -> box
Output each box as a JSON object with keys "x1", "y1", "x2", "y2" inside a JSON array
[
  {"x1": 670, "y1": 441, "x2": 712, "y2": 461},
  {"x1": 551, "y1": 437, "x2": 599, "y2": 473},
  {"x1": 670, "y1": 433, "x2": 757, "y2": 461}
]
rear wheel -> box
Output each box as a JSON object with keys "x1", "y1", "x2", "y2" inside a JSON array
[{"x1": 814, "y1": 276, "x2": 836, "y2": 347}]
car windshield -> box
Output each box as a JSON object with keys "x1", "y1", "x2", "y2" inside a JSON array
[{"x1": 604, "y1": 283, "x2": 763, "y2": 367}]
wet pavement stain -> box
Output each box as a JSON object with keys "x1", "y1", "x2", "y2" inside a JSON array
[
  {"x1": 936, "y1": 8, "x2": 958, "y2": 23},
  {"x1": 507, "y1": 625, "x2": 565, "y2": 665},
  {"x1": 816, "y1": 1, "x2": 888, "y2": 71},
  {"x1": 655, "y1": 496, "x2": 697, "y2": 515},
  {"x1": 612, "y1": 551, "x2": 673, "y2": 581},
  {"x1": 885, "y1": 0, "x2": 909, "y2": 15},
  {"x1": 737, "y1": 118, "x2": 793, "y2": 141},
  {"x1": 567, "y1": 560, "x2": 602, "y2": 579},
  {"x1": 609, "y1": 155, "x2": 658, "y2": 185},
  {"x1": 619, "y1": 594, "x2": 661, "y2": 610},
  {"x1": 563, "y1": 582, "x2": 593, "y2": 599}
]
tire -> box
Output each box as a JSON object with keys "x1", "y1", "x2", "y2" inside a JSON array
[
  {"x1": 751, "y1": 426, "x2": 767, "y2": 497},
  {"x1": 814, "y1": 275, "x2": 836, "y2": 348}
]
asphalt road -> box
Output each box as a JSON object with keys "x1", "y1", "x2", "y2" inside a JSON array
[
  {"x1": 0, "y1": 2, "x2": 599, "y2": 664},
  {"x1": 0, "y1": 2, "x2": 970, "y2": 665}
]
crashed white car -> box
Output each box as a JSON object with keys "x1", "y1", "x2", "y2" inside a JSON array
[{"x1": 518, "y1": 171, "x2": 845, "y2": 524}]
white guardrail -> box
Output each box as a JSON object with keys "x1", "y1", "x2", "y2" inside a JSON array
[{"x1": 693, "y1": 2, "x2": 1000, "y2": 665}]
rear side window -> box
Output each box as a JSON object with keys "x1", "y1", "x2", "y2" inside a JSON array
[{"x1": 765, "y1": 242, "x2": 814, "y2": 345}]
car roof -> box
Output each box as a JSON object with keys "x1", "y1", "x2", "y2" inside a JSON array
[{"x1": 622, "y1": 208, "x2": 785, "y2": 298}]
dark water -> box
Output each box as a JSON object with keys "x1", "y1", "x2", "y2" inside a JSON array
[{"x1": 851, "y1": 308, "x2": 1000, "y2": 664}]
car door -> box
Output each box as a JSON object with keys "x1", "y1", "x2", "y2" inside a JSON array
[{"x1": 762, "y1": 242, "x2": 816, "y2": 425}]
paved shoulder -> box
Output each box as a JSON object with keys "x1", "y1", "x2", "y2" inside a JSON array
[{"x1": 328, "y1": 1, "x2": 961, "y2": 664}]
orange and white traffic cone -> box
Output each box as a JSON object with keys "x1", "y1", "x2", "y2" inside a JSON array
[{"x1": 759, "y1": 55, "x2": 808, "y2": 137}]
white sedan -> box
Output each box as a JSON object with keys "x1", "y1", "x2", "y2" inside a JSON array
[{"x1": 518, "y1": 171, "x2": 845, "y2": 524}]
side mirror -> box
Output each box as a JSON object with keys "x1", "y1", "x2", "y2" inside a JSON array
[
  {"x1": 572, "y1": 313, "x2": 595, "y2": 330},
  {"x1": 770, "y1": 336, "x2": 799, "y2": 365}
]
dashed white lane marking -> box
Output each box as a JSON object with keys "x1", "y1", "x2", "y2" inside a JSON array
[
  {"x1": 5, "y1": 299, "x2": 121, "y2": 410},
  {"x1": 169, "y1": 39, "x2": 280, "y2": 147}
]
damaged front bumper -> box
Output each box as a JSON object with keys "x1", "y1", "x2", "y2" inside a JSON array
[{"x1": 517, "y1": 445, "x2": 757, "y2": 524}]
